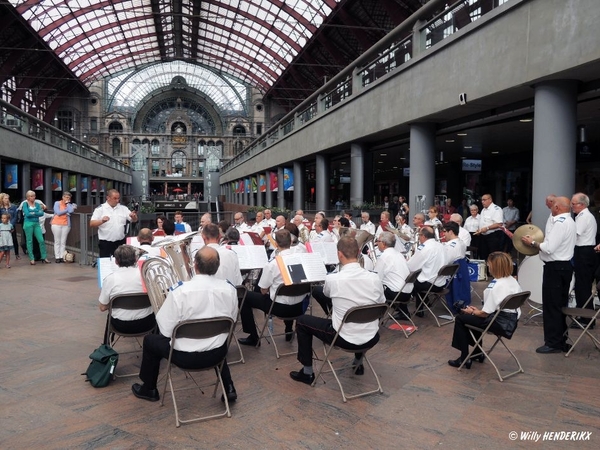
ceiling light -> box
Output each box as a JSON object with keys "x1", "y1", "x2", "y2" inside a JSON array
[
  {"x1": 400, "y1": 157, "x2": 406, "y2": 160},
  {"x1": 519, "y1": 118, "x2": 533, "y2": 123},
  {"x1": 341, "y1": 161, "x2": 346, "y2": 164},
  {"x1": 457, "y1": 133, "x2": 467, "y2": 136},
  {"x1": 464, "y1": 146, "x2": 472, "y2": 149},
  {"x1": 380, "y1": 153, "x2": 387, "y2": 156},
  {"x1": 446, "y1": 139, "x2": 455, "y2": 143},
  {"x1": 491, "y1": 151, "x2": 499, "y2": 154},
  {"x1": 393, "y1": 166, "x2": 398, "y2": 169},
  {"x1": 378, "y1": 161, "x2": 383, "y2": 164}
]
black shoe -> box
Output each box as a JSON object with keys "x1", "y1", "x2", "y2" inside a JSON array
[
  {"x1": 562, "y1": 343, "x2": 572, "y2": 353},
  {"x1": 131, "y1": 383, "x2": 159, "y2": 402},
  {"x1": 392, "y1": 311, "x2": 410, "y2": 321},
  {"x1": 448, "y1": 358, "x2": 472, "y2": 369},
  {"x1": 238, "y1": 336, "x2": 260, "y2": 347},
  {"x1": 221, "y1": 383, "x2": 237, "y2": 403},
  {"x1": 289, "y1": 368, "x2": 315, "y2": 385},
  {"x1": 570, "y1": 320, "x2": 595, "y2": 330},
  {"x1": 285, "y1": 331, "x2": 294, "y2": 342},
  {"x1": 474, "y1": 354, "x2": 485, "y2": 363},
  {"x1": 415, "y1": 310, "x2": 425, "y2": 318},
  {"x1": 352, "y1": 364, "x2": 364, "y2": 375},
  {"x1": 535, "y1": 345, "x2": 562, "y2": 354}
]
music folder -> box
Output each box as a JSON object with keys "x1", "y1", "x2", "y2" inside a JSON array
[
  {"x1": 305, "y1": 241, "x2": 339, "y2": 265},
  {"x1": 275, "y1": 253, "x2": 327, "y2": 285},
  {"x1": 228, "y1": 245, "x2": 268, "y2": 270},
  {"x1": 240, "y1": 231, "x2": 265, "y2": 245}
]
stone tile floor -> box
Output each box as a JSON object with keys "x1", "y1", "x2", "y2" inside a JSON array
[{"x1": 0, "y1": 260, "x2": 598, "y2": 449}]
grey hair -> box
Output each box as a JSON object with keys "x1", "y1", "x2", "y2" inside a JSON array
[{"x1": 378, "y1": 231, "x2": 396, "y2": 248}]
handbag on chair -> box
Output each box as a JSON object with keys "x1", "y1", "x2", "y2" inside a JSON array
[{"x1": 485, "y1": 310, "x2": 518, "y2": 339}]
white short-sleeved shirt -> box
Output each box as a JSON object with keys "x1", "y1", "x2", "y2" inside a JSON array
[
  {"x1": 207, "y1": 243, "x2": 243, "y2": 285},
  {"x1": 323, "y1": 262, "x2": 385, "y2": 345},
  {"x1": 575, "y1": 208, "x2": 597, "y2": 246},
  {"x1": 458, "y1": 226, "x2": 472, "y2": 247},
  {"x1": 482, "y1": 276, "x2": 522, "y2": 318},
  {"x1": 408, "y1": 238, "x2": 446, "y2": 286},
  {"x1": 374, "y1": 247, "x2": 412, "y2": 294},
  {"x1": 464, "y1": 215, "x2": 480, "y2": 233},
  {"x1": 157, "y1": 274, "x2": 238, "y2": 352},
  {"x1": 539, "y1": 213, "x2": 576, "y2": 262},
  {"x1": 91, "y1": 202, "x2": 133, "y2": 241},
  {"x1": 444, "y1": 238, "x2": 466, "y2": 263},
  {"x1": 99, "y1": 266, "x2": 152, "y2": 321},
  {"x1": 480, "y1": 203, "x2": 503, "y2": 235},
  {"x1": 360, "y1": 221, "x2": 376, "y2": 235}
]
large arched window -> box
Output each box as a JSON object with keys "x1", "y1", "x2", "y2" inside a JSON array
[
  {"x1": 109, "y1": 121, "x2": 123, "y2": 132},
  {"x1": 233, "y1": 125, "x2": 246, "y2": 135},
  {"x1": 198, "y1": 140, "x2": 206, "y2": 156},
  {"x1": 171, "y1": 151, "x2": 186, "y2": 174},
  {"x1": 112, "y1": 138, "x2": 121, "y2": 156},
  {"x1": 151, "y1": 139, "x2": 160, "y2": 155}
]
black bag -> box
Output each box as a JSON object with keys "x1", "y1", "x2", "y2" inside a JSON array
[
  {"x1": 16, "y1": 208, "x2": 24, "y2": 224},
  {"x1": 489, "y1": 310, "x2": 518, "y2": 339},
  {"x1": 84, "y1": 344, "x2": 119, "y2": 387}
]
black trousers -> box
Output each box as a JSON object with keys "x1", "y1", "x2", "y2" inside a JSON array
[
  {"x1": 312, "y1": 285, "x2": 332, "y2": 315},
  {"x1": 295, "y1": 315, "x2": 380, "y2": 367},
  {"x1": 106, "y1": 314, "x2": 156, "y2": 343},
  {"x1": 384, "y1": 286, "x2": 411, "y2": 317},
  {"x1": 542, "y1": 261, "x2": 573, "y2": 349},
  {"x1": 574, "y1": 246, "x2": 597, "y2": 310},
  {"x1": 412, "y1": 281, "x2": 443, "y2": 312},
  {"x1": 241, "y1": 291, "x2": 304, "y2": 339},
  {"x1": 11, "y1": 228, "x2": 20, "y2": 256},
  {"x1": 98, "y1": 238, "x2": 126, "y2": 258},
  {"x1": 479, "y1": 231, "x2": 503, "y2": 262},
  {"x1": 139, "y1": 334, "x2": 232, "y2": 390},
  {"x1": 451, "y1": 313, "x2": 511, "y2": 359}
]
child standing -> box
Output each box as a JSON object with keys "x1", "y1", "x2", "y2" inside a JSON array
[{"x1": 0, "y1": 213, "x2": 14, "y2": 268}]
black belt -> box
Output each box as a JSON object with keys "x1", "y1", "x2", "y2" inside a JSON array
[
  {"x1": 544, "y1": 261, "x2": 572, "y2": 266},
  {"x1": 575, "y1": 245, "x2": 595, "y2": 248}
]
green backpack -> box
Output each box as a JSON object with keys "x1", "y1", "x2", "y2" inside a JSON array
[{"x1": 84, "y1": 344, "x2": 119, "y2": 387}]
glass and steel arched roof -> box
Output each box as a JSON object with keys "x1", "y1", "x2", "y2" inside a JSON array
[
  {"x1": 107, "y1": 61, "x2": 247, "y2": 113},
  {"x1": 10, "y1": 0, "x2": 339, "y2": 91}
]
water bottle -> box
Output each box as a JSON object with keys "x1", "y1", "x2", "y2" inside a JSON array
[{"x1": 268, "y1": 316, "x2": 274, "y2": 334}]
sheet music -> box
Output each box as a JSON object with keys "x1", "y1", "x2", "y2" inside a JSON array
[
  {"x1": 306, "y1": 241, "x2": 339, "y2": 264},
  {"x1": 239, "y1": 232, "x2": 264, "y2": 245},
  {"x1": 97, "y1": 257, "x2": 120, "y2": 288},
  {"x1": 277, "y1": 253, "x2": 327, "y2": 283},
  {"x1": 229, "y1": 245, "x2": 268, "y2": 270}
]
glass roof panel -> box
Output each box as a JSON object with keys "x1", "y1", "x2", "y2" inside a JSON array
[{"x1": 9, "y1": 0, "x2": 339, "y2": 89}]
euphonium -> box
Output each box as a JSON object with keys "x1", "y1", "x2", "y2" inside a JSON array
[
  {"x1": 141, "y1": 257, "x2": 179, "y2": 313},
  {"x1": 151, "y1": 231, "x2": 199, "y2": 281}
]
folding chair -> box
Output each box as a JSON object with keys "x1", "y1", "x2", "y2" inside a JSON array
[
  {"x1": 415, "y1": 264, "x2": 460, "y2": 327},
  {"x1": 256, "y1": 282, "x2": 312, "y2": 358},
  {"x1": 161, "y1": 317, "x2": 235, "y2": 427},
  {"x1": 562, "y1": 294, "x2": 600, "y2": 357},
  {"x1": 104, "y1": 293, "x2": 156, "y2": 377},
  {"x1": 381, "y1": 269, "x2": 421, "y2": 338},
  {"x1": 458, "y1": 291, "x2": 530, "y2": 381},
  {"x1": 311, "y1": 303, "x2": 388, "y2": 402},
  {"x1": 228, "y1": 285, "x2": 247, "y2": 365}
]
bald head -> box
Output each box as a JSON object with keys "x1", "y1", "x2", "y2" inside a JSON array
[
  {"x1": 194, "y1": 246, "x2": 220, "y2": 275},
  {"x1": 553, "y1": 196, "x2": 571, "y2": 215},
  {"x1": 137, "y1": 228, "x2": 154, "y2": 244},
  {"x1": 546, "y1": 194, "x2": 557, "y2": 209},
  {"x1": 450, "y1": 213, "x2": 463, "y2": 225}
]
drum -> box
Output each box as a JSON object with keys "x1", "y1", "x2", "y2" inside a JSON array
[{"x1": 517, "y1": 255, "x2": 543, "y2": 306}]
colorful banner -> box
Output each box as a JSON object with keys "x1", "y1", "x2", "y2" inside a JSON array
[
  {"x1": 283, "y1": 168, "x2": 294, "y2": 191},
  {"x1": 4, "y1": 164, "x2": 18, "y2": 189},
  {"x1": 245, "y1": 178, "x2": 250, "y2": 194},
  {"x1": 100, "y1": 179, "x2": 106, "y2": 193},
  {"x1": 52, "y1": 172, "x2": 62, "y2": 191},
  {"x1": 33, "y1": 169, "x2": 44, "y2": 190},
  {"x1": 81, "y1": 177, "x2": 88, "y2": 192},
  {"x1": 237, "y1": 180, "x2": 244, "y2": 194},
  {"x1": 259, "y1": 174, "x2": 266, "y2": 192},
  {"x1": 231, "y1": 182, "x2": 235, "y2": 193},
  {"x1": 68, "y1": 175, "x2": 77, "y2": 192},
  {"x1": 251, "y1": 177, "x2": 257, "y2": 193},
  {"x1": 91, "y1": 178, "x2": 97, "y2": 193},
  {"x1": 270, "y1": 171, "x2": 278, "y2": 192},
  {"x1": 107, "y1": 180, "x2": 114, "y2": 190}
]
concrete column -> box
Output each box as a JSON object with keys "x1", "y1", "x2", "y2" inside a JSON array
[
  {"x1": 249, "y1": 178, "x2": 255, "y2": 207},
  {"x1": 21, "y1": 163, "x2": 30, "y2": 201},
  {"x1": 256, "y1": 178, "x2": 263, "y2": 207},
  {"x1": 277, "y1": 167, "x2": 285, "y2": 210},
  {"x1": 293, "y1": 161, "x2": 304, "y2": 211},
  {"x1": 243, "y1": 179, "x2": 249, "y2": 206},
  {"x1": 409, "y1": 123, "x2": 436, "y2": 221},
  {"x1": 531, "y1": 80, "x2": 577, "y2": 228},
  {"x1": 75, "y1": 174, "x2": 82, "y2": 206},
  {"x1": 350, "y1": 143, "x2": 365, "y2": 208},
  {"x1": 44, "y1": 167, "x2": 52, "y2": 207},
  {"x1": 315, "y1": 154, "x2": 330, "y2": 211},
  {"x1": 265, "y1": 171, "x2": 272, "y2": 207}
]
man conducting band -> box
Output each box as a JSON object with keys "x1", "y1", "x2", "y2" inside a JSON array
[{"x1": 90, "y1": 189, "x2": 138, "y2": 257}]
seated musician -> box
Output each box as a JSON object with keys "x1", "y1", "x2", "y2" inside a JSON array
[
  {"x1": 443, "y1": 221, "x2": 467, "y2": 262},
  {"x1": 137, "y1": 227, "x2": 162, "y2": 258},
  {"x1": 202, "y1": 223, "x2": 243, "y2": 285},
  {"x1": 309, "y1": 218, "x2": 334, "y2": 243},
  {"x1": 408, "y1": 226, "x2": 446, "y2": 317},
  {"x1": 98, "y1": 244, "x2": 155, "y2": 336},
  {"x1": 238, "y1": 229, "x2": 305, "y2": 346},
  {"x1": 289, "y1": 237, "x2": 385, "y2": 384},
  {"x1": 374, "y1": 231, "x2": 413, "y2": 320},
  {"x1": 131, "y1": 246, "x2": 238, "y2": 403}
]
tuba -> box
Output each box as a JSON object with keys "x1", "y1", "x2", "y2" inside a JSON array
[
  {"x1": 151, "y1": 231, "x2": 199, "y2": 281},
  {"x1": 141, "y1": 256, "x2": 179, "y2": 313},
  {"x1": 354, "y1": 229, "x2": 377, "y2": 270}
]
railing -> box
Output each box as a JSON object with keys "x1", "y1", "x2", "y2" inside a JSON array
[
  {"x1": 0, "y1": 100, "x2": 131, "y2": 174},
  {"x1": 222, "y1": 0, "x2": 512, "y2": 174}
]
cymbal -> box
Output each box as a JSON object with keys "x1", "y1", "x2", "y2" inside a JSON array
[{"x1": 512, "y1": 224, "x2": 544, "y2": 255}]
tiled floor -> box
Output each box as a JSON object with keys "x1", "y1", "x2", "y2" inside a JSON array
[{"x1": 0, "y1": 259, "x2": 598, "y2": 449}]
